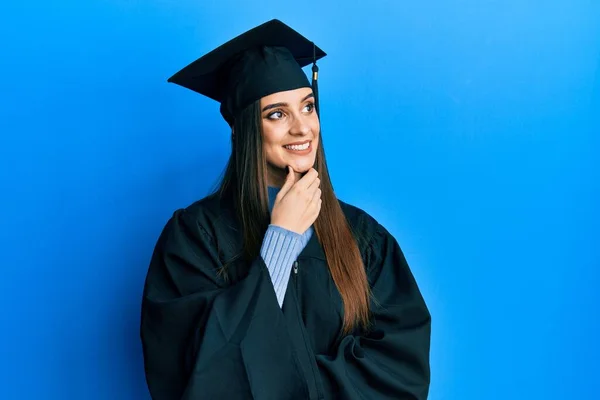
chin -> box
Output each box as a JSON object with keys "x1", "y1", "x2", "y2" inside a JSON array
[
  {"x1": 289, "y1": 159, "x2": 316, "y2": 173},
  {"x1": 268, "y1": 153, "x2": 317, "y2": 173}
]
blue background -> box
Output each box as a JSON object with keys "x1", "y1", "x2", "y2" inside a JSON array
[{"x1": 1, "y1": 1, "x2": 598, "y2": 399}]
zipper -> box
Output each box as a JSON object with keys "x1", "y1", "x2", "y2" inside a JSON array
[
  {"x1": 292, "y1": 259, "x2": 322, "y2": 399},
  {"x1": 293, "y1": 260, "x2": 299, "y2": 287}
]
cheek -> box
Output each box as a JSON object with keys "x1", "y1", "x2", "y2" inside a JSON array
[
  {"x1": 262, "y1": 124, "x2": 278, "y2": 146},
  {"x1": 311, "y1": 120, "x2": 321, "y2": 147},
  {"x1": 310, "y1": 114, "x2": 320, "y2": 134},
  {"x1": 262, "y1": 125, "x2": 286, "y2": 155}
]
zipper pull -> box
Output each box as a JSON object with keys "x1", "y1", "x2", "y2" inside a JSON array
[{"x1": 293, "y1": 260, "x2": 299, "y2": 274}]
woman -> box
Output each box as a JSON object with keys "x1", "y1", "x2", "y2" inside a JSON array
[{"x1": 140, "y1": 19, "x2": 431, "y2": 400}]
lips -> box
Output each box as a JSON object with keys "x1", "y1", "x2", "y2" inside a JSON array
[
  {"x1": 283, "y1": 140, "x2": 312, "y2": 153},
  {"x1": 284, "y1": 139, "x2": 310, "y2": 146},
  {"x1": 284, "y1": 141, "x2": 311, "y2": 151}
]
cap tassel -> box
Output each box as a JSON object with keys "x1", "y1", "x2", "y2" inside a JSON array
[{"x1": 311, "y1": 43, "x2": 320, "y2": 116}]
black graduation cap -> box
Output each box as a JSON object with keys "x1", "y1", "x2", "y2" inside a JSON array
[{"x1": 168, "y1": 19, "x2": 326, "y2": 125}]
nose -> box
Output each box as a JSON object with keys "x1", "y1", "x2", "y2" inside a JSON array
[{"x1": 289, "y1": 114, "x2": 311, "y2": 136}]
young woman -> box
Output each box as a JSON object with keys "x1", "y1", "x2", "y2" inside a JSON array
[{"x1": 140, "y1": 19, "x2": 431, "y2": 400}]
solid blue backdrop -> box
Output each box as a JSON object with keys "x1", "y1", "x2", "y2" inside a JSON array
[{"x1": 1, "y1": 1, "x2": 598, "y2": 399}]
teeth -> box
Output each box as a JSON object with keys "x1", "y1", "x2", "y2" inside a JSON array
[{"x1": 285, "y1": 142, "x2": 310, "y2": 151}]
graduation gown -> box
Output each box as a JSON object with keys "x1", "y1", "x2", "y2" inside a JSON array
[{"x1": 140, "y1": 193, "x2": 431, "y2": 400}]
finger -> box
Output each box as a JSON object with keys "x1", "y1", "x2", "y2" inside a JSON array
[
  {"x1": 311, "y1": 186, "x2": 322, "y2": 205},
  {"x1": 296, "y1": 168, "x2": 319, "y2": 190},
  {"x1": 307, "y1": 176, "x2": 320, "y2": 194},
  {"x1": 277, "y1": 166, "x2": 296, "y2": 198},
  {"x1": 310, "y1": 193, "x2": 323, "y2": 221}
]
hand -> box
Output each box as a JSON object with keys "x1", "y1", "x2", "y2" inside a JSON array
[{"x1": 270, "y1": 166, "x2": 322, "y2": 234}]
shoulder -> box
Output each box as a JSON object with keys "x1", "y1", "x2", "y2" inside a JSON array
[
  {"x1": 153, "y1": 191, "x2": 241, "y2": 267},
  {"x1": 184, "y1": 190, "x2": 238, "y2": 227},
  {"x1": 182, "y1": 191, "x2": 227, "y2": 223},
  {"x1": 337, "y1": 197, "x2": 404, "y2": 258},
  {"x1": 337, "y1": 198, "x2": 385, "y2": 249},
  {"x1": 157, "y1": 191, "x2": 236, "y2": 248},
  {"x1": 339, "y1": 198, "x2": 373, "y2": 224}
]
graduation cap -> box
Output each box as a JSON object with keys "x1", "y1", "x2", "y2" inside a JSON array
[{"x1": 168, "y1": 19, "x2": 326, "y2": 125}]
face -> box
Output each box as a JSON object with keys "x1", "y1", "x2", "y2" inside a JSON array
[{"x1": 260, "y1": 87, "x2": 320, "y2": 186}]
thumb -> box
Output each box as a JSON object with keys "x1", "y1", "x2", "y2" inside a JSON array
[{"x1": 278, "y1": 166, "x2": 296, "y2": 198}]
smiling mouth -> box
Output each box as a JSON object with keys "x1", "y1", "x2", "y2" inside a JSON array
[{"x1": 283, "y1": 141, "x2": 311, "y2": 151}]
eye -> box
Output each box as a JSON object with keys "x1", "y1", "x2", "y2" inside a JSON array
[
  {"x1": 267, "y1": 110, "x2": 284, "y2": 120},
  {"x1": 303, "y1": 102, "x2": 315, "y2": 113}
]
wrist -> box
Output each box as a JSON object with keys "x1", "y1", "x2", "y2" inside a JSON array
[{"x1": 268, "y1": 223, "x2": 303, "y2": 237}]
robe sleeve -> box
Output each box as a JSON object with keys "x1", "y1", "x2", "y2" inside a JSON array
[
  {"x1": 315, "y1": 221, "x2": 432, "y2": 400},
  {"x1": 140, "y1": 208, "x2": 309, "y2": 400}
]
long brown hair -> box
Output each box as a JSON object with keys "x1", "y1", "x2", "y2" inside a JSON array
[{"x1": 217, "y1": 100, "x2": 371, "y2": 333}]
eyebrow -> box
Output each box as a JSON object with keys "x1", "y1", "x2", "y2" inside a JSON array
[{"x1": 261, "y1": 93, "x2": 315, "y2": 112}]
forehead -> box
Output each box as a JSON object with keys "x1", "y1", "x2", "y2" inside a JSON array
[{"x1": 260, "y1": 87, "x2": 314, "y2": 105}]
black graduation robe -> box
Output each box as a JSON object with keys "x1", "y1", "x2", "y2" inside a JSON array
[{"x1": 140, "y1": 193, "x2": 431, "y2": 399}]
